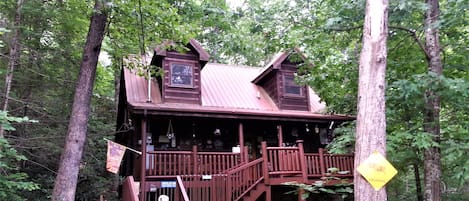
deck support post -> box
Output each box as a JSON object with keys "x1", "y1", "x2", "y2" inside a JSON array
[
  {"x1": 277, "y1": 125, "x2": 283, "y2": 147},
  {"x1": 192, "y1": 145, "x2": 198, "y2": 174},
  {"x1": 243, "y1": 146, "x2": 249, "y2": 162},
  {"x1": 261, "y1": 141, "x2": 270, "y2": 185},
  {"x1": 140, "y1": 118, "x2": 147, "y2": 201},
  {"x1": 265, "y1": 185, "x2": 271, "y2": 201},
  {"x1": 298, "y1": 188, "x2": 306, "y2": 201},
  {"x1": 296, "y1": 140, "x2": 308, "y2": 183},
  {"x1": 238, "y1": 122, "x2": 245, "y2": 161},
  {"x1": 319, "y1": 148, "x2": 326, "y2": 176}
]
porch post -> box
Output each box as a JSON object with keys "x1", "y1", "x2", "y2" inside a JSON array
[
  {"x1": 277, "y1": 125, "x2": 283, "y2": 147},
  {"x1": 192, "y1": 145, "x2": 198, "y2": 174},
  {"x1": 319, "y1": 148, "x2": 326, "y2": 176},
  {"x1": 238, "y1": 122, "x2": 244, "y2": 159},
  {"x1": 140, "y1": 118, "x2": 147, "y2": 201},
  {"x1": 296, "y1": 140, "x2": 308, "y2": 183},
  {"x1": 261, "y1": 141, "x2": 270, "y2": 185},
  {"x1": 265, "y1": 185, "x2": 271, "y2": 201}
]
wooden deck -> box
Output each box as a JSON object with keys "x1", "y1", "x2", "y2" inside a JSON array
[{"x1": 123, "y1": 141, "x2": 353, "y2": 201}]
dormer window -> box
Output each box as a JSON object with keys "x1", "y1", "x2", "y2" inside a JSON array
[
  {"x1": 283, "y1": 73, "x2": 304, "y2": 97},
  {"x1": 170, "y1": 62, "x2": 194, "y2": 87}
]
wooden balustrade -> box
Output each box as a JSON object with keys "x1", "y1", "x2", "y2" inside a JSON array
[
  {"x1": 145, "y1": 145, "x2": 242, "y2": 178},
  {"x1": 177, "y1": 175, "x2": 227, "y2": 201},
  {"x1": 323, "y1": 152, "x2": 354, "y2": 177},
  {"x1": 225, "y1": 158, "x2": 264, "y2": 201},
  {"x1": 175, "y1": 176, "x2": 190, "y2": 201},
  {"x1": 265, "y1": 145, "x2": 302, "y2": 176},
  {"x1": 304, "y1": 153, "x2": 322, "y2": 177},
  {"x1": 122, "y1": 176, "x2": 139, "y2": 201},
  {"x1": 134, "y1": 143, "x2": 354, "y2": 201},
  {"x1": 304, "y1": 149, "x2": 354, "y2": 177},
  {"x1": 197, "y1": 152, "x2": 242, "y2": 175}
]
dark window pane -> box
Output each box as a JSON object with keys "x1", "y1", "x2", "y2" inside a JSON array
[
  {"x1": 284, "y1": 74, "x2": 303, "y2": 96},
  {"x1": 171, "y1": 63, "x2": 193, "y2": 87}
]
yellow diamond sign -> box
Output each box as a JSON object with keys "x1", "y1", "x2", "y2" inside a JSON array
[{"x1": 357, "y1": 151, "x2": 398, "y2": 191}]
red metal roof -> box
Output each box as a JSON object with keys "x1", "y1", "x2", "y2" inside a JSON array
[{"x1": 123, "y1": 61, "x2": 354, "y2": 121}]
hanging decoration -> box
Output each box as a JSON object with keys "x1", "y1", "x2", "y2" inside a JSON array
[
  {"x1": 166, "y1": 120, "x2": 175, "y2": 140},
  {"x1": 166, "y1": 120, "x2": 176, "y2": 147}
]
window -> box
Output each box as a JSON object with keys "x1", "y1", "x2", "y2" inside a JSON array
[
  {"x1": 284, "y1": 74, "x2": 303, "y2": 96},
  {"x1": 170, "y1": 63, "x2": 193, "y2": 87}
]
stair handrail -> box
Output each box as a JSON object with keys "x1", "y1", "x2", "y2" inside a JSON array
[
  {"x1": 225, "y1": 158, "x2": 264, "y2": 201},
  {"x1": 175, "y1": 175, "x2": 190, "y2": 201},
  {"x1": 122, "y1": 176, "x2": 139, "y2": 201}
]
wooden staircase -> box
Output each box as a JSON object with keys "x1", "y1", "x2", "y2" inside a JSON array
[
  {"x1": 122, "y1": 141, "x2": 354, "y2": 201},
  {"x1": 238, "y1": 180, "x2": 268, "y2": 201}
]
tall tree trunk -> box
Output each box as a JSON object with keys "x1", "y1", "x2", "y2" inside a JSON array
[
  {"x1": 0, "y1": 0, "x2": 23, "y2": 138},
  {"x1": 414, "y1": 162, "x2": 424, "y2": 201},
  {"x1": 423, "y1": 0, "x2": 442, "y2": 201},
  {"x1": 354, "y1": 0, "x2": 389, "y2": 201},
  {"x1": 51, "y1": 1, "x2": 107, "y2": 201}
]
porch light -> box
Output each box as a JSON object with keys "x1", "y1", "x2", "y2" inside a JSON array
[
  {"x1": 319, "y1": 128, "x2": 329, "y2": 144},
  {"x1": 314, "y1": 125, "x2": 319, "y2": 134},
  {"x1": 214, "y1": 128, "x2": 221, "y2": 136}
]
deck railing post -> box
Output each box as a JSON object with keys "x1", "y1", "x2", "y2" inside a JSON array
[
  {"x1": 243, "y1": 146, "x2": 249, "y2": 163},
  {"x1": 261, "y1": 141, "x2": 269, "y2": 184},
  {"x1": 296, "y1": 140, "x2": 308, "y2": 183},
  {"x1": 319, "y1": 148, "x2": 326, "y2": 176},
  {"x1": 175, "y1": 180, "x2": 181, "y2": 201},
  {"x1": 226, "y1": 174, "x2": 232, "y2": 201},
  {"x1": 192, "y1": 145, "x2": 198, "y2": 174},
  {"x1": 140, "y1": 119, "x2": 147, "y2": 201}
]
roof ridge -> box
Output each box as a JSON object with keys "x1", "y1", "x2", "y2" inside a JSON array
[{"x1": 206, "y1": 62, "x2": 262, "y2": 69}]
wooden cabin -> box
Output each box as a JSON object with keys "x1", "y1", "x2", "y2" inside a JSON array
[{"x1": 115, "y1": 39, "x2": 355, "y2": 201}]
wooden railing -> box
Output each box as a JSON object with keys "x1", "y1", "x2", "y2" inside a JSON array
[
  {"x1": 175, "y1": 176, "x2": 190, "y2": 201},
  {"x1": 262, "y1": 141, "x2": 308, "y2": 184},
  {"x1": 304, "y1": 148, "x2": 354, "y2": 177},
  {"x1": 323, "y1": 151, "x2": 354, "y2": 177},
  {"x1": 122, "y1": 176, "x2": 139, "y2": 201},
  {"x1": 145, "y1": 145, "x2": 243, "y2": 178},
  {"x1": 225, "y1": 158, "x2": 264, "y2": 201},
  {"x1": 135, "y1": 143, "x2": 353, "y2": 201}
]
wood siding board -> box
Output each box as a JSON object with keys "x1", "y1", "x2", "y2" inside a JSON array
[{"x1": 162, "y1": 57, "x2": 202, "y2": 104}]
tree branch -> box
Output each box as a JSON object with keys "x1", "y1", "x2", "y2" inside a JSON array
[{"x1": 389, "y1": 26, "x2": 431, "y2": 60}]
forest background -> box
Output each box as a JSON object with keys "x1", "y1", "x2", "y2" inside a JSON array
[{"x1": 0, "y1": 0, "x2": 467, "y2": 200}]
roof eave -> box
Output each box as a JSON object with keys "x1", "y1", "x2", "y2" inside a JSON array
[{"x1": 127, "y1": 103, "x2": 355, "y2": 122}]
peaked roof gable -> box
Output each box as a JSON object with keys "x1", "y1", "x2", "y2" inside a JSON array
[
  {"x1": 252, "y1": 48, "x2": 307, "y2": 84},
  {"x1": 154, "y1": 39, "x2": 210, "y2": 62}
]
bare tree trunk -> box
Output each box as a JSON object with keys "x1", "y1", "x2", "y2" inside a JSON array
[
  {"x1": 354, "y1": 0, "x2": 389, "y2": 201},
  {"x1": 423, "y1": 0, "x2": 442, "y2": 201},
  {"x1": 51, "y1": 1, "x2": 107, "y2": 201},
  {"x1": 414, "y1": 162, "x2": 424, "y2": 201},
  {"x1": 0, "y1": 0, "x2": 23, "y2": 138}
]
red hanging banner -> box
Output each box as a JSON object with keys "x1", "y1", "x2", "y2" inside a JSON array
[{"x1": 106, "y1": 140, "x2": 126, "y2": 174}]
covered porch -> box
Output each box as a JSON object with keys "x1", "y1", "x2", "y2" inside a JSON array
[{"x1": 123, "y1": 139, "x2": 353, "y2": 201}]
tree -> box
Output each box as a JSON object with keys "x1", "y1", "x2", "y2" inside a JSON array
[
  {"x1": 422, "y1": 0, "x2": 443, "y2": 200},
  {"x1": 0, "y1": 0, "x2": 23, "y2": 138},
  {"x1": 354, "y1": 0, "x2": 389, "y2": 201},
  {"x1": 51, "y1": 1, "x2": 107, "y2": 200}
]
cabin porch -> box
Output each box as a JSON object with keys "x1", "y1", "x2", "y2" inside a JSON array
[{"x1": 122, "y1": 140, "x2": 353, "y2": 201}]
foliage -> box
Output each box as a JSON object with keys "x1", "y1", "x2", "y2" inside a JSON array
[
  {"x1": 284, "y1": 168, "x2": 353, "y2": 200},
  {"x1": 0, "y1": 111, "x2": 39, "y2": 201},
  {"x1": 0, "y1": 111, "x2": 37, "y2": 131}
]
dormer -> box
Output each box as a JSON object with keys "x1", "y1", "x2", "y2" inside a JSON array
[
  {"x1": 252, "y1": 49, "x2": 309, "y2": 111},
  {"x1": 150, "y1": 39, "x2": 209, "y2": 104}
]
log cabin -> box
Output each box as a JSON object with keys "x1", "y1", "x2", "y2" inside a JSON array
[{"x1": 115, "y1": 39, "x2": 355, "y2": 201}]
